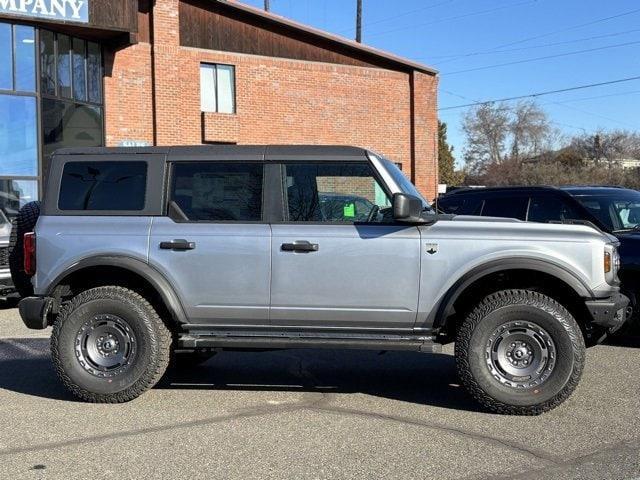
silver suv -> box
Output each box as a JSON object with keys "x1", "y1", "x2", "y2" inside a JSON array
[{"x1": 16, "y1": 146, "x2": 628, "y2": 414}]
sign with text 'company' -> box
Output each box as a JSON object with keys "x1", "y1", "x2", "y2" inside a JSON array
[{"x1": 0, "y1": 0, "x2": 89, "y2": 24}]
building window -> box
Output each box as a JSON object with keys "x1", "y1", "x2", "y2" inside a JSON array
[
  {"x1": 39, "y1": 30, "x2": 104, "y2": 176},
  {"x1": 200, "y1": 63, "x2": 235, "y2": 114}
]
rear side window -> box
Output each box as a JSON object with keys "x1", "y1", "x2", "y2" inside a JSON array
[
  {"x1": 59, "y1": 161, "x2": 147, "y2": 211},
  {"x1": 527, "y1": 195, "x2": 581, "y2": 223},
  {"x1": 170, "y1": 162, "x2": 263, "y2": 221},
  {"x1": 438, "y1": 196, "x2": 483, "y2": 215},
  {"x1": 481, "y1": 196, "x2": 528, "y2": 220}
]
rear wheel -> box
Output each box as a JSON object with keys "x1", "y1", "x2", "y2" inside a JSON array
[
  {"x1": 51, "y1": 286, "x2": 171, "y2": 403},
  {"x1": 8, "y1": 201, "x2": 40, "y2": 298},
  {"x1": 455, "y1": 289, "x2": 585, "y2": 415}
]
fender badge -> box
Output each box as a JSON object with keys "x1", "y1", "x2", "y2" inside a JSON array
[{"x1": 425, "y1": 243, "x2": 438, "y2": 255}]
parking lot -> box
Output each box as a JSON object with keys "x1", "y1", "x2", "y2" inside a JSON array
[{"x1": 0, "y1": 306, "x2": 638, "y2": 480}]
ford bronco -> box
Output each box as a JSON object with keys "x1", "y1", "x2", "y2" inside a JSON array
[{"x1": 15, "y1": 146, "x2": 629, "y2": 414}]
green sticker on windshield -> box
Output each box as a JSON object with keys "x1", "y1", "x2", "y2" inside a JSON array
[{"x1": 344, "y1": 203, "x2": 355, "y2": 218}]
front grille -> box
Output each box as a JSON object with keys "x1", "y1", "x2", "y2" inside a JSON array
[{"x1": 0, "y1": 247, "x2": 8, "y2": 268}]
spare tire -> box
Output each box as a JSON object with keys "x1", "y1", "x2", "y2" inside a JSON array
[{"x1": 9, "y1": 201, "x2": 41, "y2": 298}]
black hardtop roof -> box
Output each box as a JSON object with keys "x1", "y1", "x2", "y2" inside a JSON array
[{"x1": 53, "y1": 145, "x2": 372, "y2": 161}]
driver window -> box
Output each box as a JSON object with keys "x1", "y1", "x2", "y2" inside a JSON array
[
  {"x1": 283, "y1": 162, "x2": 392, "y2": 223},
  {"x1": 170, "y1": 162, "x2": 263, "y2": 221}
]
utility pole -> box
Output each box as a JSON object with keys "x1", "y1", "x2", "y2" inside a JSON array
[
  {"x1": 356, "y1": 0, "x2": 362, "y2": 43},
  {"x1": 264, "y1": 0, "x2": 270, "y2": 12}
]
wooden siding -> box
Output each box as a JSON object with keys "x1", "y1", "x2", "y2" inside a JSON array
[
  {"x1": 179, "y1": 0, "x2": 412, "y2": 72},
  {"x1": 89, "y1": 0, "x2": 139, "y2": 33}
]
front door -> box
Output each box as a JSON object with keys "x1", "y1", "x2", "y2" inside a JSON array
[
  {"x1": 270, "y1": 161, "x2": 421, "y2": 329},
  {"x1": 149, "y1": 161, "x2": 271, "y2": 326}
]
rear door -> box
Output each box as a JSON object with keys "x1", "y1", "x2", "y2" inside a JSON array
[
  {"x1": 269, "y1": 160, "x2": 421, "y2": 329},
  {"x1": 149, "y1": 159, "x2": 271, "y2": 326}
]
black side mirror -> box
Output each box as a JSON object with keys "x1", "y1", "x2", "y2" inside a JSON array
[{"x1": 393, "y1": 193, "x2": 424, "y2": 223}]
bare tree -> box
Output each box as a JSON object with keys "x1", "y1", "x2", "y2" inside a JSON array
[
  {"x1": 510, "y1": 101, "x2": 553, "y2": 161},
  {"x1": 570, "y1": 130, "x2": 640, "y2": 165},
  {"x1": 462, "y1": 102, "x2": 510, "y2": 174}
]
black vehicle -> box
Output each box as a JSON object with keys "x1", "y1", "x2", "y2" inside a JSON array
[{"x1": 436, "y1": 185, "x2": 640, "y2": 328}]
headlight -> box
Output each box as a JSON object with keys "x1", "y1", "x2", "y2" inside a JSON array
[{"x1": 604, "y1": 244, "x2": 621, "y2": 285}]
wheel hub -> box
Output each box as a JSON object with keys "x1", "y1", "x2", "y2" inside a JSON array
[
  {"x1": 75, "y1": 314, "x2": 137, "y2": 378},
  {"x1": 485, "y1": 321, "x2": 557, "y2": 389}
]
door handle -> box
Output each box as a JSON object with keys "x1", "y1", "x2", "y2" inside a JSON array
[
  {"x1": 281, "y1": 240, "x2": 319, "y2": 253},
  {"x1": 160, "y1": 239, "x2": 196, "y2": 251}
]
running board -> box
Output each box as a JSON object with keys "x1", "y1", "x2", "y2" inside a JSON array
[{"x1": 177, "y1": 331, "x2": 441, "y2": 353}]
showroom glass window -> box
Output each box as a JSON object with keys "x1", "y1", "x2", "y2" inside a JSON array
[
  {"x1": 0, "y1": 22, "x2": 38, "y2": 215},
  {"x1": 0, "y1": 22, "x2": 104, "y2": 216},
  {"x1": 40, "y1": 30, "x2": 104, "y2": 177}
]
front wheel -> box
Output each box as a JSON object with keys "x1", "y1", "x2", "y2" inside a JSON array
[
  {"x1": 51, "y1": 286, "x2": 172, "y2": 403},
  {"x1": 455, "y1": 289, "x2": 585, "y2": 415}
]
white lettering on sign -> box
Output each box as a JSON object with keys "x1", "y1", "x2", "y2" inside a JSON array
[{"x1": 0, "y1": 0, "x2": 88, "y2": 22}]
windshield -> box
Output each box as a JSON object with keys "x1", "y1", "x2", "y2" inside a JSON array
[
  {"x1": 573, "y1": 191, "x2": 640, "y2": 232},
  {"x1": 380, "y1": 158, "x2": 434, "y2": 213}
]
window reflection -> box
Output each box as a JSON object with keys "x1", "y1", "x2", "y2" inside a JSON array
[
  {"x1": 57, "y1": 34, "x2": 72, "y2": 98},
  {"x1": 0, "y1": 24, "x2": 12, "y2": 90},
  {"x1": 0, "y1": 95, "x2": 38, "y2": 176},
  {"x1": 72, "y1": 38, "x2": 86, "y2": 101},
  {"x1": 40, "y1": 30, "x2": 55, "y2": 95},
  {"x1": 14, "y1": 25, "x2": 35, "y2": 92},
  {"x1": 42, "y1": 99, "x2": 103, "y2": 160},
  {"x1": 0, "y1": 179, "x2": 37, "y2": 218}
]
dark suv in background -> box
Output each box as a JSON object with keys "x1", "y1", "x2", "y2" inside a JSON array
[{"x1": 436, "y1": 186, "x2": 640, "y2": 328}]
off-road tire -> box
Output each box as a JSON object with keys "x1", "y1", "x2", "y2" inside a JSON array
[
  {"x1": 455, "y1": 289, "x2": 585, "y2": 415},
  {"x1": 51, "y1": 286, "x2": 172, "y2": 403},
  {"x1": 8, "y1": 201, "x2": 41, "y2": 298}
]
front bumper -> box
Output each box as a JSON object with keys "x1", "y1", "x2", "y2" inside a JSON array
[
  {"x1": 585, "y1": 293, "x2": 630, "y2": 331},
  {"x1": 18, "y1": 296, "x2": 55, "y2": 330}
]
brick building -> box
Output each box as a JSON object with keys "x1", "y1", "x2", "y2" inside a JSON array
[{"x1": 0, "y1": 0, "x2": 438, "y2": 213}]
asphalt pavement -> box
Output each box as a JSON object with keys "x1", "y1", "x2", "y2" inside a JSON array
[{"x1": 0, "y1": 306, "x2": 638, "y2": 480}]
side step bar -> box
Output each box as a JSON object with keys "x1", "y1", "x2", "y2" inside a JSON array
[{"x1": 177, "y1": 331, "x2": 442, "y2": 353}]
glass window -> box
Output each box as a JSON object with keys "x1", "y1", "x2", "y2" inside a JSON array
[
  {"x1": 0, "y1": 23, "x2": 11, "y2": 90},
  {"x1": 42, "y1": 99, "x2": 104, "y2": 160},
  {"x1": 171, "y1": 162, "x2": 263, "y2": 221},
  {"x1": 0, "y1": 179, "x2": 38, "y2": 218},
  {"x1": 200, "y1": 63, "x2": 235, "y2": 113},
  {"x1": 216, "y1": 65, "x2": 235, "y2": 114},
  {"x1": 284, "y1": 163, "x2": 392, "y2": 223},
  {"x1": 57, "y1": 34, "x2": 72, "y2": 98},
  {"x1": 0, "y1": 94, "x2": 38, "y2": 176},
  {"x1": 59, "y1": 162, "x2": 147, "y2": 211},
  {"x1": 14, "y1": 25, "x2": 35, "y2": 92},
  {"x1": 527, "y1": 196, "x2": 580, "y2": 223},
  {"x1": 87, "y1": 42, "x2": 102, "y2": 103},
  {"x1": 481, "y1": 196, "x2": 528, "y2": 220},
  {"x1": 72, "y1": 38, "x2": 86, "y2": 101},
  {"x1": 40, "y1": 30, "x2": 56, "y2": 95}
]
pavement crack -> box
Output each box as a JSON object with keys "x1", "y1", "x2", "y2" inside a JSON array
[{"x1": 308, "y1": 405, "x2": 561, "y2": 466}]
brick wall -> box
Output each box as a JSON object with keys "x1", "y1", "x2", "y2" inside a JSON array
[{"x1": 102, "y1": 0, "x2": 439, "y2": 200}]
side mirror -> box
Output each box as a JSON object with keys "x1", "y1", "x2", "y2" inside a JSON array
[{"x1": 393, "y1": 193, "x2": 424, "y2": 223}]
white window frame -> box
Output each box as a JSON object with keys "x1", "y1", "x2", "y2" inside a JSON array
[{"x1": 200, "y1": 63, "x2": 236, "y2": 114}]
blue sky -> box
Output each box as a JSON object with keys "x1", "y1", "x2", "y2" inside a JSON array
[{"x1": 241, "y1": 0, "x2": 640, "y2": 167}]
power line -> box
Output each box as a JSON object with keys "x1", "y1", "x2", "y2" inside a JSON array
[
  {"x1": 548, "y1": 101, "x2": 638, "y2": 130},
  {"x1": 365, "y1": 0, "x2": 538, "y2": 39},
  {"x1": 540, "y1": 89, "x2": 640, "y2": 106},
  {"x1": 428, "y1": 28, "x2": 640, "y2": 62},
  {"x1": 337, "y1": 0, "x2": 454, "y2": 34},
  {"x1": 438, "y1": 76, "x2": 640, "y2": 111},
  {"x1": 442, "y1": 40, "x2": 640, "y2": 75},
  {"x1": 438, "y1": 7, "x2": 640, "y2": 63}
]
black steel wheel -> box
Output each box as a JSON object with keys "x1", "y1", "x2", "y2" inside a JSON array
[
  {"x1": 51, "y1": 286, "x2": 171, "y2": 403},
  {"x1": 456, "y1": 289, "x2": 585, "y2": 415}
]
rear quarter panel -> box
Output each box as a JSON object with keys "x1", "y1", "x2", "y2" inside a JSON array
[{"x1": 33, "y1": 216, "x2": 152, "y2": 295}]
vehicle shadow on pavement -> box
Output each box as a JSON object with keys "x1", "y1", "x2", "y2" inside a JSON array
[
  {"x1": 0, "y1": 338, "x2": 74, "y2": 401},
  {"x1": 604, "y1": 335, "x2": 640, "y2": 348},
  {"x1": 160, "y1": 349, "x2": 484, "y2": 413}
]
